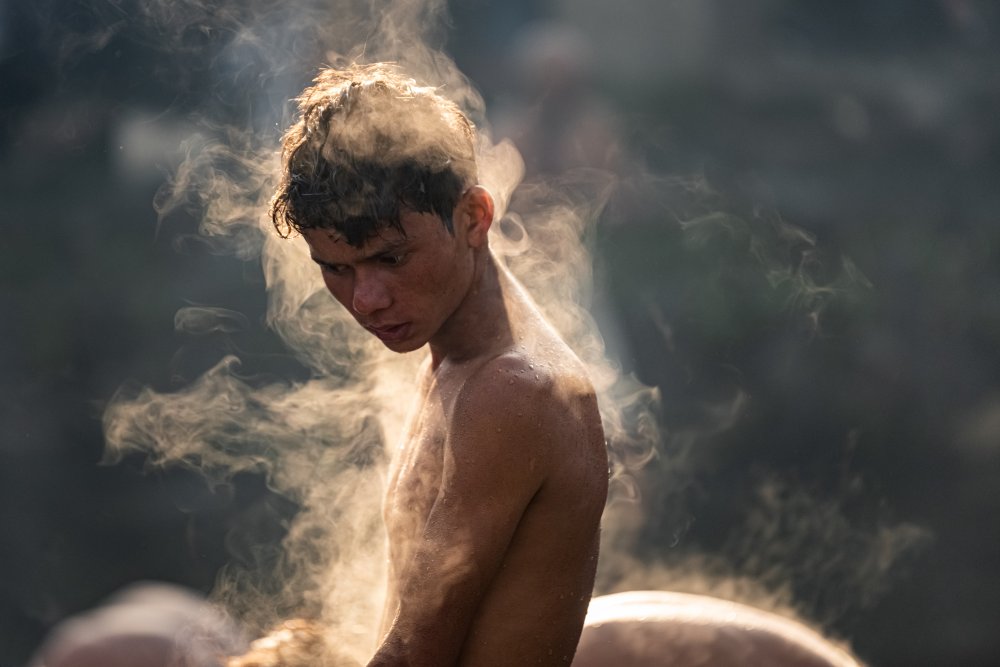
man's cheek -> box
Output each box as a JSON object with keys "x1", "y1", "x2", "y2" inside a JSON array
[{"x1": 322, "y1": 280, "x2": 352, "y2": 310}]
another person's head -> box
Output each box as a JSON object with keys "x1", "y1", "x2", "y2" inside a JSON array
[
  {"x1": 270, "y1": 63, "x2": 479, "y2": 246},
  {"x1": 30, "y1": 583, "x2": 245, "y2": 667}
]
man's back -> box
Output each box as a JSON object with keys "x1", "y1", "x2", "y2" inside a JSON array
[{"x1": 379, "y1": 264, "x2": 608, "y2": 665}]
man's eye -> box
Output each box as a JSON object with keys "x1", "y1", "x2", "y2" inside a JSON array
[
  {"x1": 380, "y1": 253, "x2": 406, "y2": 266},
  {"x1": 320, "y1": 263, "x2": 347, "y2": 274}
]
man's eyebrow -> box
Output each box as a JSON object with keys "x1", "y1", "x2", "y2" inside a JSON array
[
  {"x1": 366, "y1": 238, "x2": 409, "y2": 256},
  {"x1": 310, "y1": 239, "x2": 409, "y2": 266}
]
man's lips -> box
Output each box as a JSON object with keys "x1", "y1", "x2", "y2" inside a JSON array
[{"x1": 366, "y1": 323, "x2": 410, "y2": 342}]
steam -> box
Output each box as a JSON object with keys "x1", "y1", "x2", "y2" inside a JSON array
[
  {"x1": 489, "y1": 168, "x2": 661, "y2": 501},
  {"x1": 587, "y1": 174, "x2": 928, "y2": 633},
  {"x1": 95, "y1": 0, "x2": 923, "y2": 662},
  {"x1": 98, "y1": 0, "x2": 656, "y2": 660},
  {"x1": 175, "y1": 307, "x2": 250, "y2": 336}
]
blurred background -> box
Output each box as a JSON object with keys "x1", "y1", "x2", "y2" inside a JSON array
[{"x1": 2, "y1": 0, "x2": 999, "y2": 665}]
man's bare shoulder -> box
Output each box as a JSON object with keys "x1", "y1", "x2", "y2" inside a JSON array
[
  {"x1": 445, "y1": 348, "x2": 605, "y2": 468},
  {"x1": 459, "y1": 346, "x2": 596, "y2": 411}
]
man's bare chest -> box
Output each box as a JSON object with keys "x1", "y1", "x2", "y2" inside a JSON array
[
  {"x1": 381, "y1": 360, "x2": 499, "y2": 549},
  {"x1": 382, "y1": 386, "x2": 453, "y2": 542}
]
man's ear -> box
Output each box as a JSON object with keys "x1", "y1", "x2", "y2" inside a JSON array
[{"x1": 461, "y1": 185, "x2": 494, "y2": 248}]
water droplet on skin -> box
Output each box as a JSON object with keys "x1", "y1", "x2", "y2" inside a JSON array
[{"x1": 496, "y1": 427, "x2": 502, "y2": 433}]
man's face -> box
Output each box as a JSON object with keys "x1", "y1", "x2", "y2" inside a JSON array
[{"x1": 302, "y1": 208, "x2": 476, "y2": 353}]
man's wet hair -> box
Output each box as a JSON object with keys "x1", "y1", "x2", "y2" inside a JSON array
[{"x1": 270, "y1": 63, "x2": 478, "y2": 246}]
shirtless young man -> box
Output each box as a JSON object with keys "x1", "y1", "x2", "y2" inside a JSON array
[{"x1": 265, "y1": 64, "x2": 609, "y2": 666}]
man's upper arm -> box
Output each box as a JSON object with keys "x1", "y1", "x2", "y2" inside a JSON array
[{"x1": 370, "y1": 362, "x2": 559, "y2": 666}]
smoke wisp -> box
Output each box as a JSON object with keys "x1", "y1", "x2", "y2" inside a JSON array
[
  {"x1": 99, "y1": 1, "x2": 659, "y2": 661},
  {"x1": 93, "y1": 2, "x2": 929, "y2": 663}
]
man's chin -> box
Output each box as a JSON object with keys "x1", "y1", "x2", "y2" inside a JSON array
[
  {"x1": 380, "y1": 338, "x2": 425, "y2": 354},
  {"x1": 372, "y1": 327, "x2": 426, "y2": 353}
]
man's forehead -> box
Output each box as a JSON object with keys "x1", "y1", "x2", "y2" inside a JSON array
[{"x1": 302, "y1": 224, "x2": 407, "y2": 258}]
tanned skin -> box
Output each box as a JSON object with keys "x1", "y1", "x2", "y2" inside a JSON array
[{"x1": 302, "y1": 186, "x2": 609, "y2": 666}]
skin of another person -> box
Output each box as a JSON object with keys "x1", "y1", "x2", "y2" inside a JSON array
[
  {"x1": 30, "y1": 583, "x2": 247, "y2": 667},
  {"x1": 572, "y1": 591, "x2": 865, "y2": 667},
  {"x1": 266, "y1": 65, "x2": 610, "y2": 666}
]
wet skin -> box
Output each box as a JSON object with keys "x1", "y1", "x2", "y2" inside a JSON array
[{"x1": 302, "y1": 188, "x2": 609, "y2": 666}]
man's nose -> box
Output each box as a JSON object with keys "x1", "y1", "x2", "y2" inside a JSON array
[{"x1": 351, "y1": 270, "x2": 391, "y2": 315}]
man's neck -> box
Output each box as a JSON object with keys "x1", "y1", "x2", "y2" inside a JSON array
[{"x1": 428, "y1": 251, "x2": 513, "y2": 369}]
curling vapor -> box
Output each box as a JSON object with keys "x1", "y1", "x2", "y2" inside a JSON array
[{"x1": 101, "y1": 0, "x2": 658, "y2": 660}]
